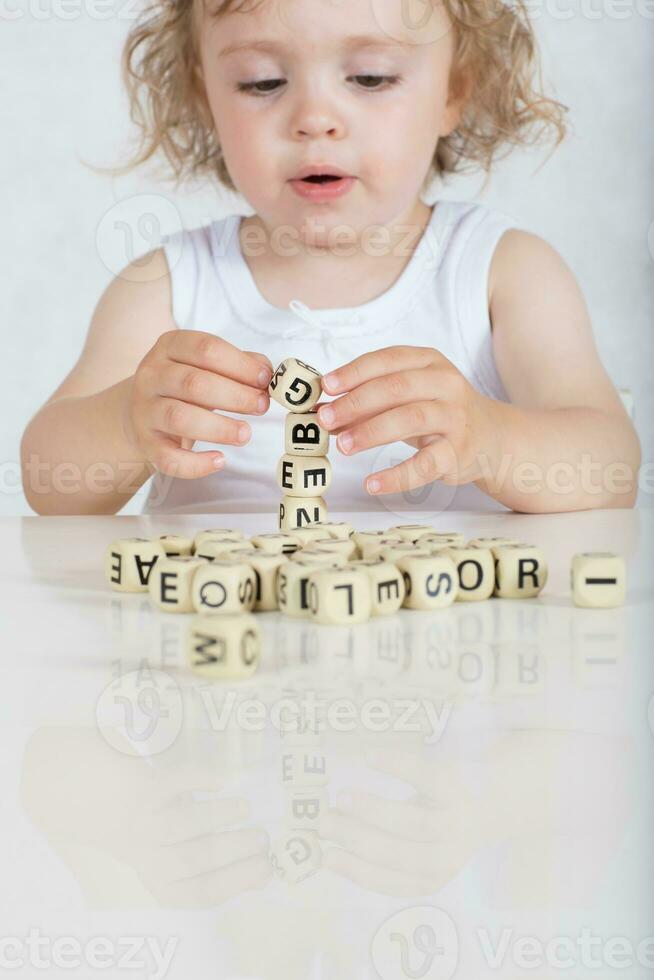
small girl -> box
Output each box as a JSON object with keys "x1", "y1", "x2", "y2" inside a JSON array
[{"x1": 20, "y1": 0, "x2": 641, "y2": 516}]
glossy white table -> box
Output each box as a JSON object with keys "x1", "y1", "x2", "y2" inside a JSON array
[{"x1": 2, "y1": 509, "x2": 653, "y2": 980}]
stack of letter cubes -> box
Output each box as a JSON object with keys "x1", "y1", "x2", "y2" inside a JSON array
[{"x1": 268, "y1": 357, "x2": 332, "y2": 530}]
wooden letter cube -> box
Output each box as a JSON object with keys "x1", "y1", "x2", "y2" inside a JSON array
[
  {"x1": 248, "y1": 552, "x2": 285, "y2": 612},
  {"x1": 389, "y1": 524, "x2": 440, "y2": 543},
  {"x1": 291, "y1": 525, "x2": 335, "y2": 546},
  {"x1": 493, "y1": 544, "x2": 548, "y2": 598},
  {"x1": 308, "y1": 567, "x2": 372, "y2": 624},
  {"x1": 285, "y1": 787, "x2": 328, "y2": 830},
  {"x1": 360, "y1": 536, "x2": 403, "y2": 560},
  {"x1": 186, "y1": 613, "x2": 260, "y2": 678},
  {"x1": 271, "y1": 831, "x2": 321, "y2": 883},
  {"x1": 351, "y1": 530, "x2": 401, "y2": 559},
  {"x1": 310, "y1": 521, "x2": 354, "y2": 540},
  {"x1": 309, "y1": 538, "x2": 357, "y2": 561},
  {"x1": 277, "y1": 454, "x2": 333, "y2": 497},
  {"x1": 443, "y1": 546, "x2": 495, "y2": 602},
  {"x1": 194, "y1": 538, "x2": 250, "y2": 562},
  {"x1": 191, "y1": 560, "x2": 257, "y2": 615},
  {"x1": 149, "y1": 555, "x2": 208, "y2": 612},
  {"x1": 105, "y1": 537, "x2": 165, "y2": 592},
  {"x1": 377, "y1": 542, "x2": 430, "y2": 563},
  {"x1": 295, "y1": 548, "x2": 347, "y2": 568},
  {"x1": 349, "y1": 560, "x2": 405, "y2": 616},
  {"x1": 396, "y1": 555, "x2": 458, "y2": 610},
  {"x1": 278, "y1": 557, "x2": 342, "y2": 618},
  {"x1": 468, "y1": 536, "x2": 520, "y2": 552},
  {"x1": 157, "y1": 534, "x2": 194, "y2": 557},
  {"x1": 285, "y1": 411, "x2": 329, "y2": 456},
  {"x1": 279, "y1": 496, "x2": 327, "y2": 531},
  {"x1": 571, "y1": 552, "x2": 626, "y2": 608},
  {"x1": 269, "y1": 357, "x2": 322, "y2": 413},
  {"x1": 420, "y1": 532, "x2": 465, "y2": 547},
  {"x1": 193, "y1": 528, "x2": 244, "y2": 552},
  {"x1": 250, "y1": 532, "x2": 301, "y2": 556}
]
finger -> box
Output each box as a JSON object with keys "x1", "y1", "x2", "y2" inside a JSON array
[
  {"x1": 165, "y1": 331, "x2": 273, "y2": 388},
  {"x1": 158, "y1": 361, "x2": 269, "y2": 416},
  {"x1": 158, "y1": 828, "x2": 269, "y2": 881},
  {"x1": 322, "y1": 845, "x2": 436, "y2": 897},
  {"x1": 159, "y1": 797, "x2": 251, "y2": 845},
  {"x1": 366, "y1": 439, "x2": 459, "y2": 496},
  {"x1": 148, "y1": 434, "x2": 226, "y2": 480},
  {"x1": 316, "y1": 367, "x2": 442, "y2": 432},
  {"x1": 321, "y1": 346, "x2": 438, "y2": 395},
  {"x1": 335, "y1": 790, "x2": 443, "y2": 842},
  {"x1": 153, "y1": 398, "x2": 252, "y2": 447},
  {"x1": 245, "y1": 350, "x2": 274, "y2": 374},
  {"x1": 154, "y1": 854, "x2": 273, "y2": 909},
  {"x1": 335, "y1": 401, "x2": 445, "y2": 456}
]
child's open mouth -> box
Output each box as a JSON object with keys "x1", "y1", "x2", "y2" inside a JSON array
[{"x1": 301, "y1": 175, "x2": 342, "y2": 183}]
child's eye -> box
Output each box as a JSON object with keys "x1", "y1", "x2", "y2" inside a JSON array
[{"x1": 236, "y1": 74, "x2": 401, "y2": 97}]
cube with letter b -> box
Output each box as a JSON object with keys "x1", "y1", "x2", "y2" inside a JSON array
[
  {"x1": 269, "y1": 357, "x2": 322, "y2": 413},
  {"x1": 285, "y1": 411, "x2": 330, "y2": 456},
  {"x1": 277, "y1": 454, "x2": 333, "y2": 497},
  {"x1": 186, "y1": 613, "x2": 260, "y2": 679}
]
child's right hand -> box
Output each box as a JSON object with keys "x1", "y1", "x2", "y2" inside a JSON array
[{"x1": 123, "y1": 330, "x2": 272, "y2": 479}]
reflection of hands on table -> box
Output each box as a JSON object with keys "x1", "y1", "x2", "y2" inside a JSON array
[{"x1": 20, "y1": 726, "x2": 272, "y2": 907}]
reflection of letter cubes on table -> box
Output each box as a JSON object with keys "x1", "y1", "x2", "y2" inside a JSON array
[
  {"x1": 269, "y1": 357, "x2": 331, "y2": 532},
  {"x1": 185, "y1": 613, "x2": 261, "y2": 678}
]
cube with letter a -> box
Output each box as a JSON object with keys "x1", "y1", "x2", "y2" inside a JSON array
[
  {"x1": 277, "y1": 454, "x2": 333, "y2": 497},
  {"x1": 285, "y1": 411, "x2": 330, "y2": 456},
  {"x1": 279, "y1": 496, "x2": 327, "y2": 531},
  {"x1": 105, "y1": 537, "x2": 166, "y2": 592},
  {"x1": 269, "y1": 357, "x2": 322, "y2": 413}
]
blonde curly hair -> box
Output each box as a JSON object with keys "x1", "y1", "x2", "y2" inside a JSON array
[{"x1": 105, "y1": 0, "x2": 569, "y2": 193}]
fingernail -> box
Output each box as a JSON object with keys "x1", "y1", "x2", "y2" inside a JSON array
[
  {"x1": 237, "y1": 423, "x2": 251, "y2": 444},
  {"x1": 319, "y1": 405, "x2": 335, "y2": 427},
  {"x1": 323, "y1": 373, "x2": 339, "y2": 391},
  {"x1": 338, "y1": 432, "x2": 354, "y2": 454},
  {"x1": 258, "y1": 368, "x2": 271, "y2": 387},
  {"x1": 257, "y1": 394, "x2": 268, "y2": 412},
  {"x1": 213, "y1": 455, "x2": 225, "y2": 469},
  {"x1": 367, "y1": 478, "x2": 381, "y2": 494}
]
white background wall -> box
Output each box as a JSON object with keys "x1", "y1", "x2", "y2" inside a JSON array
[{"x1": 2, "y1": 0, "x2": 653, "y2": 515}]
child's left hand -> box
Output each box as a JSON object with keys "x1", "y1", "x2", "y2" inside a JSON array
[{"x1": 316, "y1": 346, "x2": 500, "y2": 495}]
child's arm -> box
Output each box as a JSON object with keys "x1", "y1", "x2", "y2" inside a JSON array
[
  {"x1": 20, "y1": 250, "x2": 272, "y2": 515},
  {"x1": 20, "y1": 250, "x2": 174, "y2": 515},
  {"x1": 475, "y1": 229, "x2": 641, "y2": 511},
  {"x1": 315, "y1": 232, "x2": 641, "y2": 512}
]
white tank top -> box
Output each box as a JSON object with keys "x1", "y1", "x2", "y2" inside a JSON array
[{"x1": 142, "y1": 199, "x2": 523, "y2": 519}]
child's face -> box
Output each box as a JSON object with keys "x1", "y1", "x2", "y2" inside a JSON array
[{"x1": 197, "y1": 0, "x2": 462, "y2": 240}]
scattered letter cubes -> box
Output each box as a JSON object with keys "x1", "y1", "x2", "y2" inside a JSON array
[
  {"x1": 396, "y1": 554, "x2": 458, "y2": 610},
  {"x1": 149, "y1": 555, "x2": 208, "y2": 612},
  {"x1": 493, "y1": 544, "x2": 548, "y2": 599}
]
